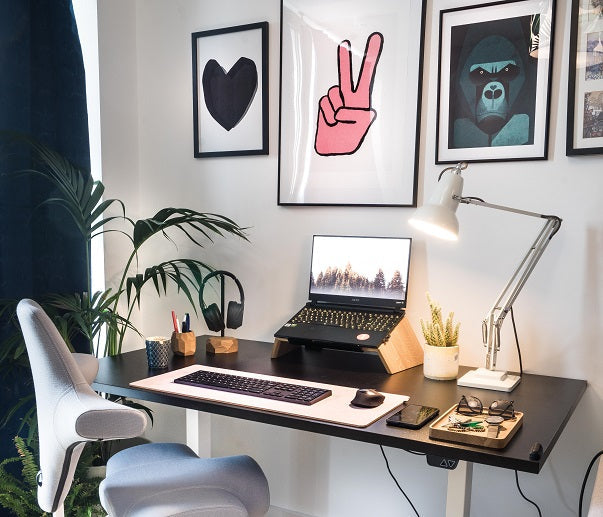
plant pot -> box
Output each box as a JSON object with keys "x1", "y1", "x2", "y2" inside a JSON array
[
  {"x1": 87, "y1": 465, "x2": 106, "y2": 479},
  {"x1": 423, "y1": 344, "x2": 459, "y2": 380}
]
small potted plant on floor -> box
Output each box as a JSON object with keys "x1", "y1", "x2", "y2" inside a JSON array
[{"x1": 420, "y1": 293, "x2": 460, "y2": 380}]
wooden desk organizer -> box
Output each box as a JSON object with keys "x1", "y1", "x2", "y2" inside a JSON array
[
  {"x1": 171, "y1": 331, "x2": 196, "y2": 356},
  {"x1": 206, "y1": 336, "x2": 238, "y2": 354},
  {"x1": 429, "y1": 404, "x2": 524, "y2": 449},
  {"x1": 271, "y1": 317, "x2": 423, "y2": 374}
]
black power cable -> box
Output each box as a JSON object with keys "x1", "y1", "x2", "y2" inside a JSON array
[
  {"x1": 579, "y1": 450, "x2": 603, "y2": 516},
  {"x1": 515, "y1": 470, "x2": 542, "y2": 516},
  {"x1": 379, "y1": 445, "x2": 420, "y2": 516},
  {"x1": 509, "y1": 308, "x2": 541, "y2": 516},
  {"x1": 510, "y1": 306, "x2": 523, "y2": 375}
]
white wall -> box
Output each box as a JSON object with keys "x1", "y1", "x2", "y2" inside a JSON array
[{"x1": 95, "y1": 0, "x2": 603, "y2": 515}]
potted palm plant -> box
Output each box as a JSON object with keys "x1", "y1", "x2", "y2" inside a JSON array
[
  {"x1": 0, "y1": 134, "x2": 248, "y2": 513},
  {"x1": 1, "y1": 133, "x2": 246, "y2": 360},
  {"x1": 420, "y1": 293, "x2": 460, "y2": 380}
]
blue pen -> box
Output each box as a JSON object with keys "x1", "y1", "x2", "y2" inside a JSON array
[{"x1": 185, "y1": 313, "x2": 191, "y2": 333}]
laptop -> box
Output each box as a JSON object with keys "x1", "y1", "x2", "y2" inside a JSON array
[{"x1": 274, "y1": 235, "x2": 412, "y2": 351}]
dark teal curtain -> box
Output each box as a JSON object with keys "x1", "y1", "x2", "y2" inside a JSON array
[{"x1": 0, "y1": 0, "x2": 90, "y2": 475}]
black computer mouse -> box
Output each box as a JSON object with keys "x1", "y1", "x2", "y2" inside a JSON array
[{"x1": 350, "y1": 388, "x2": 385, "y2": 408}]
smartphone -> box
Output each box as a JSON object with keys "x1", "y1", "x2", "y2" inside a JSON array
[{"x1": 386, "y1": 404, "x2": 440, "y2": 429}]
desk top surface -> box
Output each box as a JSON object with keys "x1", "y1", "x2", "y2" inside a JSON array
[{"x1": 92, "y1": 336, "x2": 586, "y2": 474}]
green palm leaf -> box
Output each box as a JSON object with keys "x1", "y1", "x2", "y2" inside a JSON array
[
  {"x1": 0, "y1": 394, "x2": 34, "y2": 432},
  {"x1": 132, "y1": 208, "x2": 247, "y2": 251},
  {"x1": 0, "y1": 299, "x2": 29, "y2": 368},
  {"x1": 1, "y1": 133, "x2": 128, "y2": 239},
  {"x1": 126, "y1": 259, "x2": 213, "y2": 312},
  {"x1": 44, "y1": 291, "x2": 139, "y2": 352}
]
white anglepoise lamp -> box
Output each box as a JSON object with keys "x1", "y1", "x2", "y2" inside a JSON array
[{"x1": 409, "y1": 163, "x2": 562, "y2": 392}]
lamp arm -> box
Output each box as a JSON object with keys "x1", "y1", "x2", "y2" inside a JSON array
[
  {"x1": 455, "y1": 196, "x2": 562, "y2": 370},
  {"x1": 455, "y1": 195, "x2": 556, "y2": 219}
]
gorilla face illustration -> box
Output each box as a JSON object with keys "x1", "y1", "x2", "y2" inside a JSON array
[
  {"x1": 469, "y1": 60, "x2": 521, "y2": 134},
  {"x1": 458, "y1": 35, "x2": 526, "y2": 136}
]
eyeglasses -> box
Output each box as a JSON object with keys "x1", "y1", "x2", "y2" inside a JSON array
[{"x1": 456, "y1": 395, "x2": 515, "y2": 420}]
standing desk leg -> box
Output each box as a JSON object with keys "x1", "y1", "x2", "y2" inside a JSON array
[
  {"x1": 446, "y1": 461, "x2": 473, "y2": 517},
  {"x1": 185, "y1": 409, "x2": 212, "y2": 458}
]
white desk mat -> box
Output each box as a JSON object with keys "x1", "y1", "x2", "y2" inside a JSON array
[{"x1": 130, "y1": 365, "x2": 408, "y2": 428}]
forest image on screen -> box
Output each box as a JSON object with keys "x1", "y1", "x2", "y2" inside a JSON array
[{"x1": 310, "y1": 237, "x2": 409, "y2": 301}]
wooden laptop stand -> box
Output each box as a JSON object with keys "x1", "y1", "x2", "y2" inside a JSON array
[{"x1": 272, "y1": 317, "x2": 424, "y2": 374}]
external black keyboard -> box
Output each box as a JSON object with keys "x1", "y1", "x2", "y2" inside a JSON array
[
  {"x1": 290, "y1": 307, "x2": 402, "y2": 332},
  {"x1": 173, "y1": 370, "x2": 332, "y2": 406}
]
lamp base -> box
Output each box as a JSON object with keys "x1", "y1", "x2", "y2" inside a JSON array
[{"x1": 457, "y1": 367, "x2": 520, "y2": 392}]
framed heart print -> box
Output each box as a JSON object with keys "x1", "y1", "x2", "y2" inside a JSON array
[{"x1": 192, "y1": 22, "x2": 268, "y2": 157}]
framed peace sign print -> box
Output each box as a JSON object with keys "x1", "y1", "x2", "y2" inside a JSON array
[{"x1": 278, "y1": 0, "x2": 426, "y2": 206}]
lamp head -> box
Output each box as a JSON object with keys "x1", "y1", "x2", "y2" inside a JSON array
[{"x1": 409, "y1": 163, "x2": 466, "y2": 241}]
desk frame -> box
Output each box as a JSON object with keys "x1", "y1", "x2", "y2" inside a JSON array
[{"x1": 93, "y1": 337, "x2": 585, "y2": 516}]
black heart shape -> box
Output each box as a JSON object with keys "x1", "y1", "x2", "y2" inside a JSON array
[{"x1": 202, "y1": 57, "x2": 258, "y2": 131}]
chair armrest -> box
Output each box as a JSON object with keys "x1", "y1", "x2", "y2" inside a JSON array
[{"x1": 55, "y1": 387, "x2": 147, "y2": 443}]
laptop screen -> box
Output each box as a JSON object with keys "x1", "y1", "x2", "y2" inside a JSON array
[{"x1": 309, "y1": 235, "x2": 412, "y2": 310}]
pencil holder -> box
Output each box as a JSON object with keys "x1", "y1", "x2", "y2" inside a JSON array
[
  {"x1": 171, "y1": 331, "x2": 196, "y2": 356},
  {"x1": 145, "y1": 336, "x2": 171, "y2": 369}
]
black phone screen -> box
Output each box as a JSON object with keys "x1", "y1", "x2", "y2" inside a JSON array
[{"x1": 386, "y1": 404, "x2": 439, "y2": 429}]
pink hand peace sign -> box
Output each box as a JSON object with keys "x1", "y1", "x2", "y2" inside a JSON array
[{"x1": 314, "y1": 32, "x2": 384, "y2": 156}]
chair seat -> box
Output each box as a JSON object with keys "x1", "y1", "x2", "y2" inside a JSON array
[{"x1": 99, "y1": 442, "x2": 270, "y2": 517}]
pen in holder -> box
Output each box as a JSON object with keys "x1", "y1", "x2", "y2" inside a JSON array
[{"x1": 171, "y1": 331, "x2": 196, "y2": 356}]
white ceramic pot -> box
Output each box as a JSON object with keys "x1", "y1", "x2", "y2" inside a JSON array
[
  {"x1": 86, "y1": 465, "x2": 106, "y2": 479},
  {"x1": 423, "y1": 345, "x2": 459, "y2": 380}
]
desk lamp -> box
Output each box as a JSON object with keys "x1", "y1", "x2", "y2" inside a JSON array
[{"x1": 409, "y1": 162, "x2": 561, "y2": 391}]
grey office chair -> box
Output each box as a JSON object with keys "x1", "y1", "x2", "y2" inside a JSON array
[{"x1": 17, "y1": 298, "x2": 270, "y2": 516}]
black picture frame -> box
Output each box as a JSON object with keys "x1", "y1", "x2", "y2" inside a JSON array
[
  {"x1": 567, "y1": 0, "x2": 603, "y2": 155},
  {"x1": 192, "y1": 22, "x2": 268, "y2": 158},
  {"x1": 277, "y1": 0, "x2": 425, "y2": 207},
  {"x1": 436, "y1": 0, "x2": 556, "y2": 164}
]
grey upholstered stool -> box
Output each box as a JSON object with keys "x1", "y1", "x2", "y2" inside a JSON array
[{"x1": 17, "y1": 299, "x2": 270, "y2": 517}]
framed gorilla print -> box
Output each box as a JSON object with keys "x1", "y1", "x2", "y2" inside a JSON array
[
  {"x1": 192, "y1": 22, "x2": 268, "y2": 158},
  {"x1": 278, "y1": 0, "x2": 425, "y2": 206},
  {"x1": 436, "y1": 0, "x2": 555, "y2": 163}
]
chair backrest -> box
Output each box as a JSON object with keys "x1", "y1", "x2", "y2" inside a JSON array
[{"x1": 17, "y1": 299, "x2": 147, "y2": 513}]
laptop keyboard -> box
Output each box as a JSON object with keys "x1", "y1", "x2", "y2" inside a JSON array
[
  {"x1": 173, "y1": 370, "x2": 332, "y2": 406},
  {"x1": 289, "y1": 307, "x2": 402, "y2": 332}
]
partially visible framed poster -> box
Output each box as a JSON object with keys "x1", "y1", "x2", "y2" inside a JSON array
[
  {"x1": 192, "y1": 22, "x2": 268, "y2": 158},
  {"x1": 437, "y1": 0, "x2": 555, "y2": 163},
  {"x1": 567, "y1": 0, "x2": 603, "y2": 155},
  {"x1": 278, "y1": 0, "x2": 425, "y2": 206}
]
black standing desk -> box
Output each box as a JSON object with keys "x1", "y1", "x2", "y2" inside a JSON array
[{"x1": 92, "y1": 336, "x2": 586, "y2": 516}]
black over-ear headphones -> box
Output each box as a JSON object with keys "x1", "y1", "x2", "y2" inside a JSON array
[{"x1": 199, "y1": 270, "x2": 245, "y2": 333}]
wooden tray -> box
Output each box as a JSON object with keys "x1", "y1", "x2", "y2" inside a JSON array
[{"x1": 429, "y1": 404, "x2": 523, "y2": 449}]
